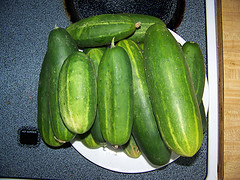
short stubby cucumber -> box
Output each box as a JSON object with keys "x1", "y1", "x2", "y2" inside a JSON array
[
  {"x1": 117, "y1": 39, "x2": 171, "y2": 165},
  {"x1": 47, "y1": 27, "x2": 77, "y2": 142},
  {"x1": 120, "y1": 13, "x2": 165, "y2": 43},
  {"x1": 144, "y1": 23, "x2": 203, "y2": 157},
  {"x1": 58, "y1": 51, "x2": 97, "y2": 134},
  {"x1": 97, "y1": 41, "x2": 133, "y2": 146},
  {"x1": 66, "y1": 14, "x2": 136, "y2": 48},
  {"x1": 37, "y1": 53, "x2": 63, "y2": 147},
  {"x1": 182, "y1": 41, "x2": 206, "y2": 104}
]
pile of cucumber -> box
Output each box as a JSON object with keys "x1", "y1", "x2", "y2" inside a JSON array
[{"x1": 37, "y1": 13, "x2": 207, "y2": 167}]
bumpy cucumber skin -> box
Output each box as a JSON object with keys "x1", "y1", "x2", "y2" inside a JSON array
[
  {"x1": 144, "y1": 23, "x2": 203, "y2": 157},
  {"x1": 117, "y1": 39, "x2": 171, "y2": 165},
  {"x1": 182, "y1": 41, "x2": 205, "y2": 104},
  {"x1": 87, "y1": 49, "x2": 106, "y2": 144},
  {"x1": 66, "y1": 14, "x2": 136, "y2": 48},
  {"x1": 98, "y1": 46, "x2": 133, "y2": 146},
  {"x1": 121, "y1": 13, "x2": 165, "y2": 43},
  {"x1": 47, "y1": 27, "x2": 77, "y2": 142},
  {"x1": 37, "y1": 53, "x2": 63, "y2": 147},
  {"x1": 58, "y1": 51, "x2": 97, "y2": 134},
  {"x1": 122, "y1": 135, "x2": 141, "y2": 159}
]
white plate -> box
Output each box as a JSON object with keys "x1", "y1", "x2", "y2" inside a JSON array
[{"x1": 71, "y1": 29, "x2": 209, "y2": 173}]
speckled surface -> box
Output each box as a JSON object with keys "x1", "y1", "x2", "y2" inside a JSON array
[{"x1": 0, "y1": 0, "x2": 207, "y2": 179}]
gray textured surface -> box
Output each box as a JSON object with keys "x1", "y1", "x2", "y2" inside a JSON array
[{"x1": 0, "y1": 0, "x2": 208, "y2": 179}]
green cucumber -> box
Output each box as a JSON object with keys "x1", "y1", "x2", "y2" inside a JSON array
[
  {"x1": 182, "y1": 41, "x2": 205, "y2": 104},
  {"x1": 86, "y1": 48, "x2": 104, "y2": 72},
  {"x1": 97, "y1": 39, "x2": 133, "y2": 146},
  {"x1": 122, "y1": 135, "x2": 141, "y2": 159},
  {"x1": 79, "y1": 132, "x2": 101, "y2": 149},
  {"x1": 37, "y1": 53, "x2": 63, "y2": 147},
  {"x1": 182, "y1": 41, "x2": 207, "y2": 133},
  {"x1": 47, "y1": 27, "x2": 77, "y2": 142},
  {"x1": 199, "y1": 101, "x2": 207, "y2": 133},
  {"x1": 66, "y1": 14, "x2": 136, "y2": 48},
  {"x1": 83, "y1": 46, "x2": 106, "y2": 54},
  {"x1": 144, "y1": 23, "x2": 203, "y2": 157},
  {"x1": 117, "y1": 39, "x2": 171, "y2": 165},
  {"x1": 121, "y1": 13, "x2": 165, "y2": 43},
  {"x1": 138, "y1": 43, "x2": 144, "y2": 51},
  {"x1": 90, "y1": 110, "x2": 106, "y2": 144},
  {"x1": 87, "y1": 49, "x2": 106, "y2": 144},
  {"x1": 58, "y1": 51, "x2": 97, "y2": 134}
]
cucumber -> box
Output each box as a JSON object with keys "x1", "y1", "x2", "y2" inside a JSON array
[
  {"x1": 66, "y1": 14, "x2": 136, "y2": 48},
  {"x1": 122, "y1": 135, "x2": 141, "y2": 159},
  {"x1": 97, "y1": 39, "x2": 133, "y2": 146},
  {"x1": 47, "y1": 27, "x2": 77, "y2": 142},
  {"x1": 37, "y1": 52, "x2": 63, "y2": 147},
  {"x1": 182, "y1": 41, "x2": 207, "y2": 133},
  {"x1": 83, "y1": 46, "x2": 106, "y2": 54},
  {"x1": 182, "y1": 41, "x2": 205, "y2": 104},
  {"x1": 117, "y1": 39, "x2": 171, "y2": 165},
  {"x1": 121, "y1": 13, "x2": 165, "y2": 43},
  {"x1": 58, "y1": 51, "x2": 97, "y2": 134},
  {"x1": 87, "y1": 48, "x2": 106, "y2": 144},
  {"x1": 79, "y1": 132, "x2": 101, "y2": 149},
  {"x1": 90, "y1": 110, "x2": 105, "y2": 144},
  {"x1": 138, "y1": 43, "x2": 144, "y2": 51},
  {"x1": 199, "y1": 101, "x2": 207, "y2": 133},
  {"x1": 86, "y1": 48, "x2": 104, "y2": 72},
  {"x1": 144, "y1": 23, "x2": 203, "y2": 157}
]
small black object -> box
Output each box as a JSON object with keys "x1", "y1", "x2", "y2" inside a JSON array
[
  {"x1": 64, "y1": 0, "x2": 185, "y2": 30},
  {"x1": 18, "y1": 127, "x2": 40, "y2": 147}
]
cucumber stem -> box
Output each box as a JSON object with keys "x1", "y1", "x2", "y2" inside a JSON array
[
  {"x1": 135, "y1": 22, "x2": 141, "y2": 29},
  {"x1": 111, "y1": 37, "x2": 115, "y2": 48},
  {"x1": 112, "y1": 145, "x2": 118, "y2": 149}
]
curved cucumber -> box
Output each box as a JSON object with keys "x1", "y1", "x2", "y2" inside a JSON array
[
  {"x1": 122, "y1": 135, "x2": 141, "y2": 159},
  {"x1": 117, "y1": 39, "x2": 171, "y2": 165},
  {"x1": 121, "y1": 13, "x2": 165, "y2": 43},
  {"x1": 98, "y1": 41, "x2": 133, "y2": 146},
  {"x1": 58, "y1": 51, "x2": 97, "y2": 134},
  {"x1": 66, "y1": 14, "x2": 136, "y2": 48},
  {"x1": 144, "y1": 23, "x2": 203, "y2": 157},
  {"x1": 87, "y1": 48, "x2": 106, "y2": 144},
  {"x1": 37, "y1": 52, "x2": 63, "y2": 147},
  {"x1": 182, "y1": 41, "x2": 205, "y2": 104},
  {"x1": 47, "y1": 27, "x2": 77, "y2": 142}
]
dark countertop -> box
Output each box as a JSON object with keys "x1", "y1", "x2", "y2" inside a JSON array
[{"x1": 0, "y1": 0, "x2": 208, "y2": 179}]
